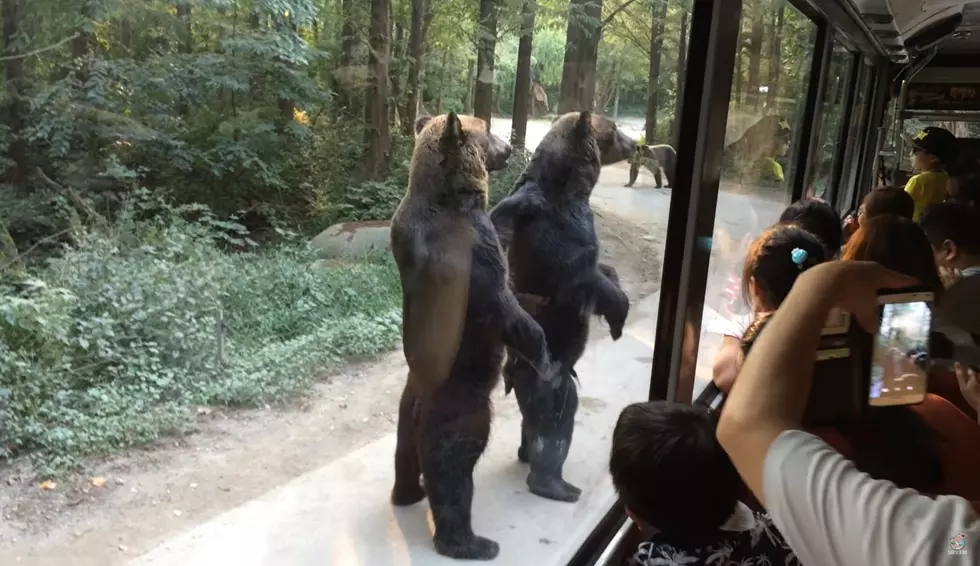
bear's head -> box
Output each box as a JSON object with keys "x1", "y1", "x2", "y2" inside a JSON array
[
  {"x1": 524, "y1": 111, "x2": 634, "y2": 197},
  {"x1": 591, "y1": 114, "x2": 637, "y2": 166},
  {"x1": 547, "y1": 112, "x2": 637, "y2": 166},
  {"x1": 409, "y1": 113, "x2": 512, "y2": 207},
  {"x1": 414, "y1": 114, "x2": 513, "y2": 171}
]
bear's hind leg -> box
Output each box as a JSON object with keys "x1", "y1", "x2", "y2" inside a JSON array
[
  {"x1": 420, "y1": 393, "x2": 498, "y2": 560},
  {"x1": 392, "y1": 380, "x2": 426, "y2": 506},
  {"x1": 512, "y1": 363, "x2": 582, "y2": 502}
]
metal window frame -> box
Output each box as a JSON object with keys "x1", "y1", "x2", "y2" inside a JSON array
[
  {"x1": 564, "y1": 1, "x2": 893, "y2": 564},
  {"x1": 647, "y1": 0, "x2": 742, "y2": 405},
  {"x1": 793, "y1": 22, "x2": 831, "y2": 202},
  {"x1": 826, "y1": 50, "x2": 863, "y2": 208},
  {"x1": 857, "y1": 60, "x2": 893, "y2": 207}
]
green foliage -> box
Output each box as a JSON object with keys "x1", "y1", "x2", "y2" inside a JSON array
[{"x1": 0, "y1": 195, "x2": 401, "y2": 475}]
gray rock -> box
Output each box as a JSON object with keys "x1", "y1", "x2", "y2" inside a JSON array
[{"x1": 309, "y1": 220, "x2": 391, "y2": 259}]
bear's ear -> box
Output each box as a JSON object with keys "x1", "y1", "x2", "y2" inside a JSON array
[
  {"x1": 441, "y1": 112, "x2": 466, "y2": 146},
  {"x1": 414, "y1": 115, "x2": 433, "y2": 136},
  {"x1": 574, "y1": 111, "x2": 593, "y2": 138}
]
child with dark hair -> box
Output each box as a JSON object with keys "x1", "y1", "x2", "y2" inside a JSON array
[
  {"x1": 712, "y1": 224, "x2": 828, "y2": 392},
  {"x1": 611, "y1": 401, "x2": 799, "y2": 566},
  {"x1": 778, "y1": 197, "x2": 843, "y2": 253}
]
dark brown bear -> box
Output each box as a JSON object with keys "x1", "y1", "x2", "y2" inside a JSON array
[
  {"x1": 490, "y1": 111, "x2": 633, "y2": 503},
  {"x1": 389, "y1": 112, "x2": 558, "y2": 560}
]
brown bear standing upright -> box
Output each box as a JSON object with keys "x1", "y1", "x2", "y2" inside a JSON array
[
  {"x1": 389, "y1": 112, "x2": 558, "y2": 560},
  {"x1": 490, "y1": 111, "x2": 634, "y2": 503}
]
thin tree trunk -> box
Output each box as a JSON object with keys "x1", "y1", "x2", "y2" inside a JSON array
[
  {"x1": 390, "y1": 17, "x2": 405, "y2": 127},
  {"x1": 746, "y1": 0, "x2": 764, "y2": 109},
  {"x1": 671, "y1": 1, "x2": 688, "y2": 147},
  {"x1": 473, "y1": 0, "x2": 499, "y2": 128},
  {"x1": 438, "y1": 50, "x2": 449, "y2": 113},
  {"x1": 176, "y1": 1, "x2": 193, "y2": 116},
  {"x1": 464, "y1": 58, "x2": 475, "y2": 113},
  {"x1": 337, "y1": 0, "x2": 356, "y2": 111},
  {"x1": 644, "y1": 0, "x2": 667, "y2": 143},
  {"x1": 510, "y1": 0, "x2": 536, "y2": 148},
  {"x1": 558, "y1": 0, "x2": 603, "y2": 113},
  {"x1": 766, "y1": 0, "x2": 785, "y2": 108},
  {"x1": 402, "y1": 0, "x2": 427, "y2": 134},
  {"x1": 2, "y1": 0, "x2": 27, "y2": 184},
  {"x1": 363, "y1": 0, "x2": 391, "y2": 180}
]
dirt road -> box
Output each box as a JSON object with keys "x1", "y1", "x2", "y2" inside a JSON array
[{"x1": 0, "y1": 205, "x2": 661, "y2": 566}]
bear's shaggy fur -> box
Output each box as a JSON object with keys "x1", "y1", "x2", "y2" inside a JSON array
[
  {"x1": 389, "y1": 113, "x2": 557, "y2": 560},
  {"x1": 490, "y1": 111, "x2": 633, "y2": 503}
]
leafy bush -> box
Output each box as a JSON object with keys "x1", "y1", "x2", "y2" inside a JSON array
[
  {"x1": 0, "y1": 195, "x2": 401, "y2": 476},
  {"x1": 488, "y1": 148, "x2": 531, "y2": 208}
]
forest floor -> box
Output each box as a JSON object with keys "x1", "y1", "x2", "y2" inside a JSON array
[{"x1": 0, "y1": 203, "x2": 662, "y2": 566}]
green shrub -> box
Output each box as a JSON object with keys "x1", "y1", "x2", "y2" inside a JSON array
[{"x1": 0, "y1": 195, "x2": 401, "y2": 476}]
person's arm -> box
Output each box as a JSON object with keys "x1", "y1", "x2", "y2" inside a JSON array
[
  {"x1": 716, "y1": 261, "x2": 918, "y2": 504},
  {"x1": 764, "y1": 429, "x2": 980, "y2": 566},
  {"x1": 711, "y1": 335, "x2": 743, "y2": 393}
]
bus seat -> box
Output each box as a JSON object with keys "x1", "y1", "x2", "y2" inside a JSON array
[
  {"x1": 928, "y1": 367, "x2": 977, "y2": 421},
  {"x1": 910, "y1": 393, "x2": 980, "y2": 502}
]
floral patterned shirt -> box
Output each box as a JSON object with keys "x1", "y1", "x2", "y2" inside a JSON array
[{"x1": 626, "y1": 510, "x2": 800, "y2": 566}]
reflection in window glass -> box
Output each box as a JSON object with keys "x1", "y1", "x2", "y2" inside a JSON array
[
  {"x1": 695, "y1": 1, "x2": 818, "y2": 399},
  {"x1": 5, "y1": 0, "x2": 692, "y2": 563},
  {"x1": 807, "y1": 43, "x2": 855, "y2": 200}
]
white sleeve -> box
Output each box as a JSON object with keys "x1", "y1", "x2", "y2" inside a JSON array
[{"x1": 763, "y1": 429, "x2": 980, "y2": 565}]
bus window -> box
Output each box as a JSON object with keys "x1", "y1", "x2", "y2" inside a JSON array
[
  {"x1": 808, "y1": 42, "x2": 856, "y2": 201},
  {"x1": 0, "y1": 0, "x2": 693, "y2": 563},
  {"x1": 694, "y1": 3, "x2": 818, "y2": 399}
]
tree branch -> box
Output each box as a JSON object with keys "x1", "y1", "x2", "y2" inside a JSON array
[
  {"x1": 0, "y1": 34, "x2": 80, "y2": 62},
  {"x1": 602, "y1": 0, "x2": 640, "y2": 27}
]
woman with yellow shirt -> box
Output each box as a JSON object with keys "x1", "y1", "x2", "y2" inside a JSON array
[{"x1": 905, "y1": 126, "x2": 957, "y2": 221}]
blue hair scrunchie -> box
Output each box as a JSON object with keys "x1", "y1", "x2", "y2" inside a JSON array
[{"x1": 791, "y1": 247, "x2": 808, "y2": 269}]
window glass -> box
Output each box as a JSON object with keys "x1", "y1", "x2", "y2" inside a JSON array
[
  {"x1": 807, "y1": 42, "x2": 855, "y2": 201},
  {"x1": 5, "y1": 0, "x2": 691, "y2": 563},
  {"x1": 694, "y1": 1, "x2": 818, "y2": 399},
  {"x1": 838, "y1": 59, "x2": 874, "y2": 214}
]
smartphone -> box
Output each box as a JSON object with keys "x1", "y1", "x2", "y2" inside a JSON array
[{"x1": 868, "y1": 289, "x2": 935, "y2": 407}]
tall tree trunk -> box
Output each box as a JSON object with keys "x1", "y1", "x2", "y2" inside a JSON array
[
  {"x1": 734, "y1": 51, "x2": 743, "y2": 104},
  {"x1": 72, "y1": 0, "x2": 98, "y2": 84},
  {"x1": 363, "y1": 0, "x2": 391, "y2": 180},
  {"x1": 671, "y1": 1, "x2": 688, "y2": 146},
  {"x1": 2, "y1": 0, "x2": 27, "y2": 184},
  {"x1": 511, "y1": 0, "x2": 536, "y2": 148},
  {"x1": 277, "y1": 16, "x2": 298, "y2": 126},
  {"x1": 438, "y1": 51, "x2": 449, "y2": 113},
  {"x1": 337, "y1": 0, "x2": 357, "y2": 111},
  {"x1": 766, "y1": 0, "x2": 785, "y2": 108},
  {"x1": 558, "y1": 0, "x2": 603, "y2": 113},
  {"x1": 644, "y1": 0, "x2": 667, "y2": 143},
  {"x1": 389, "y1": 17, "x2": 405, "y2": 127},
  {"x1": 746, "y1": 0, "x2": 764, "y2": 109},
  {"x1": 464, "y1": 58, "x2": 475, "y2": 113},
  {"x1": 176, "y1": 1, "x2": 193, "y2": 116},
  {"x1": 402, "y1": 0, "x2": 428, "y2": 134},
  {"x1": 473, "y1": 0, "x2": 499, "y2": 128}
]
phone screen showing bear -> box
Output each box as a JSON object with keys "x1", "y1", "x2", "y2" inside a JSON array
[{"x1": 869, "y1": 292, "x2": 933, "y2": 407}]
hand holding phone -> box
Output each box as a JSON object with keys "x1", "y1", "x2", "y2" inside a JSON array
[{"x1": 869, "y1": 289, "x2": 933, "y2": 407}]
